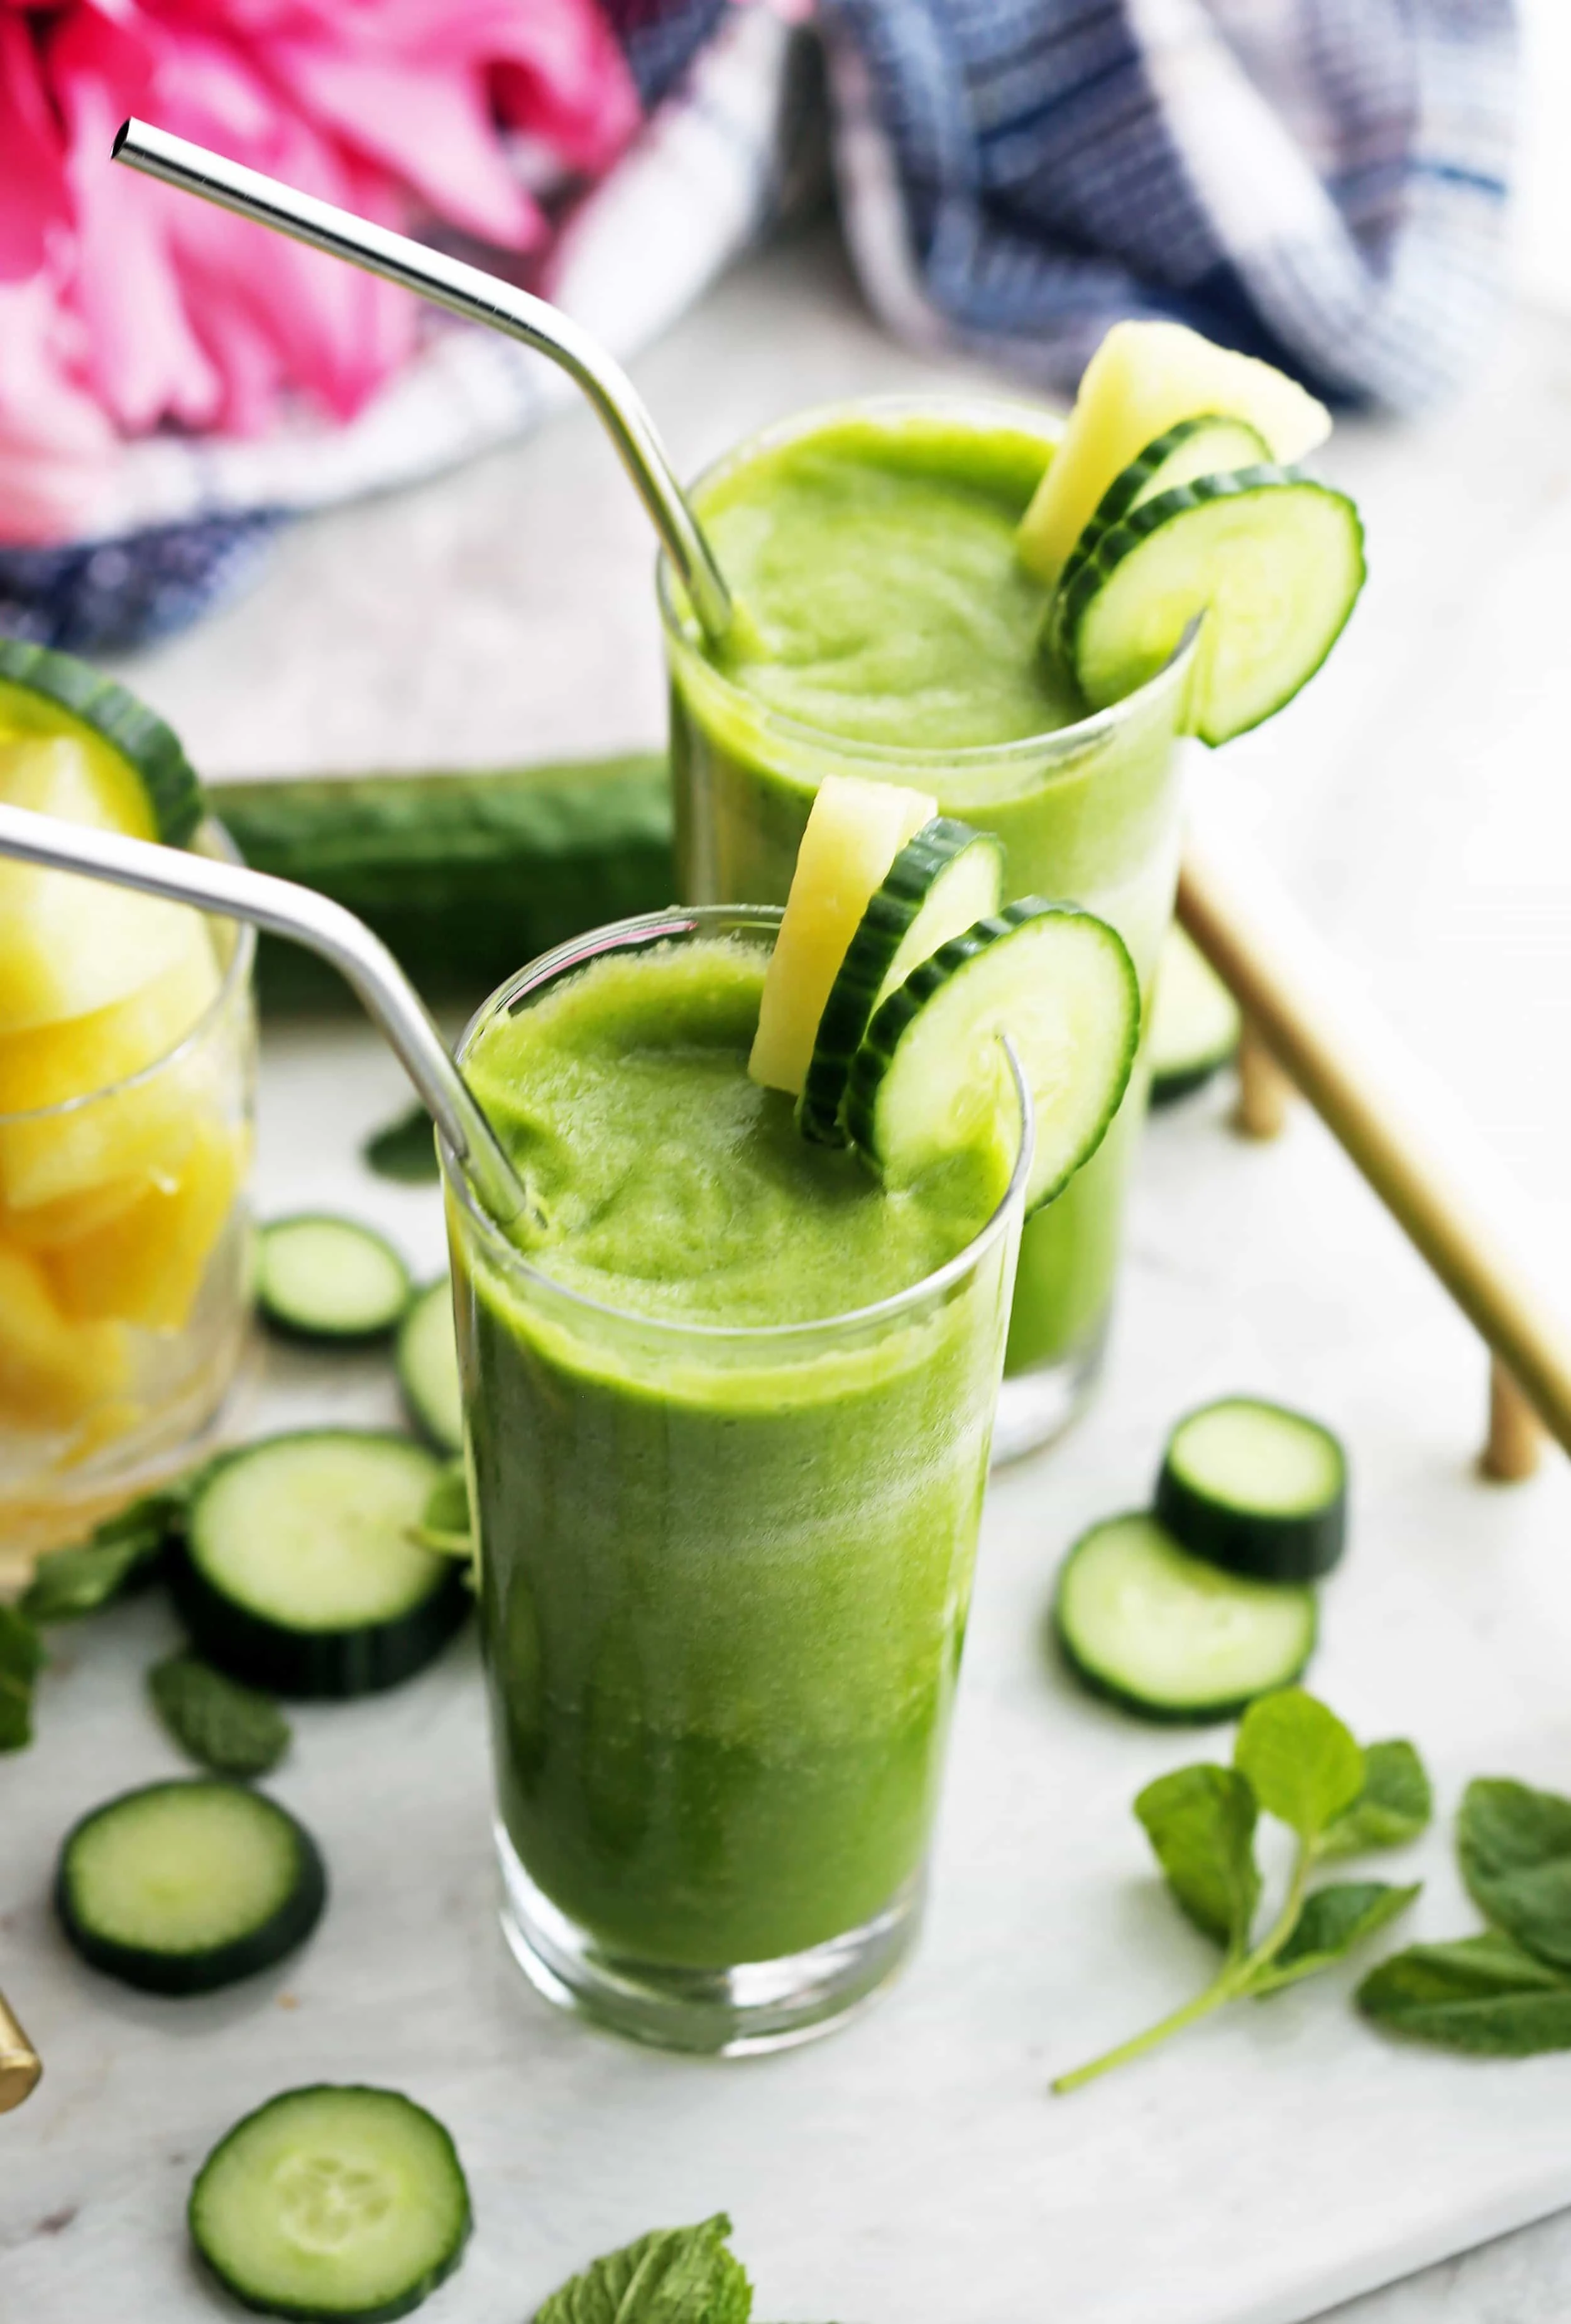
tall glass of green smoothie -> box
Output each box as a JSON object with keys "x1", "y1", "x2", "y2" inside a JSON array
[
  {"x1": 442, "y1": 906, "x2": 1031, "y2": 2054},
  {"x1": 662, "y1": 398, "x2": 1195, "y2": 1460}
]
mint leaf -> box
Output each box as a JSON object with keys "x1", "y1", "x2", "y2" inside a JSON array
[
  {"x1": 1319, "y1": 1740, "x2": 1432, "y2": 1859},
  {"x1": 533, "y1": 2215, "x2": 752, "y2": 2324},
  {"x1": 364, "y1": 1105, "x2": 439, "y2": 1184},
  {"x1": 148, "y1": 1654, "x2": 290, "y2": 1779},
  {"x1": 1457, "y1": 1777, "x2": 1571, "y2": 1971},
  {"x1": 1135, "y1": 1764, "x2": 1259, "y2": 1949},
  {"x1": 0, "y1": 1606, "x2": 43, "y2": 1753},
  {"x1": 1357, "y1": 1931, "x2": 1571, "y2": 2054},
  {"x1": 19, "y1": 1488, "x2": 184, "y2": 1624},
  {"x1": 1234, "y1": 1689, "x2": 1364, "y2": 1839},
  {"x1": 1250, "y1": 1881, "x2": 1420, "y2": 1995}
]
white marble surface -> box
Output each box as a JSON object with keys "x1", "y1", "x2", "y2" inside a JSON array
[{"x1": 5, "y1": 224, "x2": 1571, "y2": 2321}]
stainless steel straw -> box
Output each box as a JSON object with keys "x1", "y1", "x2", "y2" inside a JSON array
[
  {"x1": 111, "y1": 118, "x2": 734, "y2": 647},
  {"x1": 0, "y1": 803, "x2": 529, "y2": 1229}
]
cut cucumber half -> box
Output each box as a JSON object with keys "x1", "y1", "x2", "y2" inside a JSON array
[
  {"x1": 1057, "y1": 469, "x2": 1365, "y2": 745},
  {"x1": 1149, "y1": 924, "x2": 1242, "y2": 1105},
  {"x1": 749, "y1": 772, "x2": 934, "y2": 1098},
  {"x1": 799, "y1": 817, "x2": 1005, "y2": 1143},
  {"x1": 397, "y1": 1281, "x2": 463, "y2": 1455},
  {"x1": 190, "y1": 2085, "x2": 471, "y2": 2322},
  {"x1": 56, "y1": 1779, "x2": 325, "y2": 1994},
  {"x1": 0, "y1": 635, "x2": 203, "y2": 846},
  {"x1": 845, "y1": 900, "x2": 1139, "y2": 1215},
  {"x1": 1054, "y1": 1512, "x2": 1317, "y2": 1721},
  {"x1": 175, "y1": 1433, "x2": 466, "y2": 1699},
  {"x1": 258, "y1": 1218, "x2": 412, "y2": 1342},
  {"x1": 1156, "y1": 1396, "x2": 1348, "y2": 1581}
]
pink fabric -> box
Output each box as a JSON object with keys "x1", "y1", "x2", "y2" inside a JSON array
[{"x1": 0, "y1": 0, "x2": 640, "y2": 542}]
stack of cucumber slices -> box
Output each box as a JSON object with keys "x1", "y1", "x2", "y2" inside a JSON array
[
  {"x1": 1017, "y1": 320, "x2": 1366, "y2": 745},
  {"x1": 752, "y1": 774, "x2": 1140, "y2": 1215},
  {"x1": 1055, "y1": 1393, "x2": 1348, "y2": 1721}
]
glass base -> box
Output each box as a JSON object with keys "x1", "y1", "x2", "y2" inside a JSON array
[
  {"x1": 495, "y1": 1825, "x2": 923, "y2": 2056},
  {"x1": 991, "y1": 1323, "x2": 1107, "y2": 1466}
]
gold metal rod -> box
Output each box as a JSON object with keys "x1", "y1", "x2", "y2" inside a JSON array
[
  {"x1": 0, "y1": 1990, "x2": 41, "y2": 2113},
  {"x1": 1178, "y1": 819, "x2": 1571, "y2": 1461}
]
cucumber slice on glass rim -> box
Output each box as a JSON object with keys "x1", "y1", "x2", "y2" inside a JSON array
[
  {"x1": 799, "y1": 816, "x2": 1005, "y2": 1144},
  {"x1": 845, "y1": 899, "x2": 1139, "y2": 1216},
  {"x1": 1054, "y1": 468, "x2": 1365, "y2": 745},
  {"x1": 56, "y1": 1779, "x2": 325, "y2": 1995},
  {"x1": 0, "y1": 635, "x2": 203, "y2": 846},
  {"x1": 1053, "y1": 1511, "x2": 1317, "y2": 1722},
  {"x1": 1156, "y1": 1395, "x2": 1348, "y2": 1581},
  {"x1": 190, "y1": 2084, "x2": 471, "y2": 2322}
]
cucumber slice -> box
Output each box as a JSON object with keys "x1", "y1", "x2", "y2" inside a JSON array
[
  {"x1": 845, "y1": 901, "x2": 1139, "y2": 1215},
  {"x1": 749, "y1": 773, "x2": 935, "y2": 1098},
  {"x1": 1058, "y1": 469, "x2": 1366, "y2": 745},
  {"x1": 1156, "y1": 1396, "x2": 1348, "y2": 1581},
  {"x1": 56, "y1": 1780, "x2": 325, "y2": 1994},
  {"x1": 1054, "y1": 1512, "x2": 1317, "y2": 1722},
  {"x1": 396, "y1": 1282, "x2": 463, "y2": 1455},
  {"x1": 1149, "y1": 924, "x2": 1242, "y2": 1105},
  {"x1": 258, "y1": 1217, "x2": 412, "y2": 1342},
  {"x1": 1088, "y1": 414, "x2": 1273, "y2": 532},
  {"x1": 0, "y1": 636, "x2": 202, "y2": 845},
  {"x1": 175, "y1": 1433, "x2": 466, "y2": 1699},
  {"x1": 190, "y1": 2085, "x2": 471, "y2": 2321},
  {"x1": 799, "y1": 818, "x2": 1005, "y2": 1144}
]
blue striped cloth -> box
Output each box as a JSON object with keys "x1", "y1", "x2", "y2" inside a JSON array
[{"x1": 1, "y1": 0, "x2": 1515, "y2": 654}]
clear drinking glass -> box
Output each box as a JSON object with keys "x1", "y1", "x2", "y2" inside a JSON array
[
  {"x1": 442, "y1": 907, "x2": 1031, "y2": 2054},
  {"x1": 0, "y1": 825, "x2": 256, "y2": 1581},
  {"x1": 661, "y1": 395, "x2": 1195, "y2": 1461}
]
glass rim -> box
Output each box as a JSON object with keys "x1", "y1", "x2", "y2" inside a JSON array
[
  {"x1": 656, "y1": 389, "x2": 1199, "y2": 776},
  {"x1": 442, "y1": 903, "x2": 1034, "y2": 1349},
  {"x1": 0, "y1": 814, "x2": 256, "y2": 1129}
]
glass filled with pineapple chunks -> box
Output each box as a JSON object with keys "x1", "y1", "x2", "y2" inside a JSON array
[{"x1": 0, "y1": 648, "x2": 255, "y2": 1577}]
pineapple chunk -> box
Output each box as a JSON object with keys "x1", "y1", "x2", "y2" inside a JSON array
[
  {"x1": 48, "y1": 1116, "x2": 243, "y2": 1332},
  {"x1": 0, "y1": 1176, "x2": 150, "y2": 1252},
  {"x1": 1017, "y1": 321, "x2": 1332, "y2": 582},
  {"x1": 750, "y1": 776, "x2": 936, "y2": 1097},
  {"x1": 0, "y1": 733, "x2": 208, "y2": 1034},
  {"x1": 0, "y1": 913, "x2": 219, "y2": 1113},
  {"x1": 0, "y1": 1239, "x2": 128, "y2": 1426},
  {"x1": 0, "y1": 926, "x2": 225, "y2": 1212}
]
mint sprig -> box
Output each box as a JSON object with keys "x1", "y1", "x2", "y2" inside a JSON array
[
  {"x1": 1053, "y1": 1689, "x2": 1428, "y2": 2093},
  {"x1": 533, "y1": 2214, "x2": 751, "y2": 2323}
]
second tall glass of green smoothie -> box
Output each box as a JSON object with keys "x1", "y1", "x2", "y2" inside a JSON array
[{"x1": 663, "y1": 398, "x2": 1193, "y2": 1457}]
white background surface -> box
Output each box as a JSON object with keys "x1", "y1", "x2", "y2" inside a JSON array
[{"x1": 4, "y1": 221, "x2": 1571, "y2": 2320}]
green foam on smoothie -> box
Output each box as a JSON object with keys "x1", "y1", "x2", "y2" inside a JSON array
[
  {"x1": 464, "y1": 938, "x2": 1002, "y2": 1329},
  {"x1": 696, "y1": 413, "x2": 1083, "y2": 751}
]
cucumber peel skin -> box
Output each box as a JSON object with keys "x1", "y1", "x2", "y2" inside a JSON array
[
  {"x1": 0, "y1": 636, "x2": 204, "y2": 846},
  {"x1": 213, "y1": 757, "x2": 672, "y2": 1011},
  {"x1": 189, "y1": 2085, "x2": 472, "y2": 2323},
  {"x1": 1054, "y1": 467, "x2": 1366, "y2": 745},
  {"x1": 1156, "y1": 1396, "x2": 1349, "y2": 1582},
  {"x1": 56, "y1": 1780, "x2": 326, "y2": 1995}
]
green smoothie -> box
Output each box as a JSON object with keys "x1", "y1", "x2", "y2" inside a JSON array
[
  {"x1": 664, "y1": 401, "x2": 1191, "y2": 1401},
  {"x1": 451, "y1": 926, "x2": 1019, "y2": 1977}
]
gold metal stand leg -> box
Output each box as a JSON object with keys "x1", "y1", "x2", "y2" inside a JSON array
[
  {"x1": 0, "y1": 1990, "x2": 41, "y2": 2112},
  {"x1": 1233, "y1": 1019, "x2": 1294, "y2": 1142},
  {"x1": 1481, "y1": 1357, "x2": 1546, "y2": 1484}
]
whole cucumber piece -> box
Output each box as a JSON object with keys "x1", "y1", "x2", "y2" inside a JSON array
[{"x1": 211, "y1": 754, "x2": 673, "y2": 1009}]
